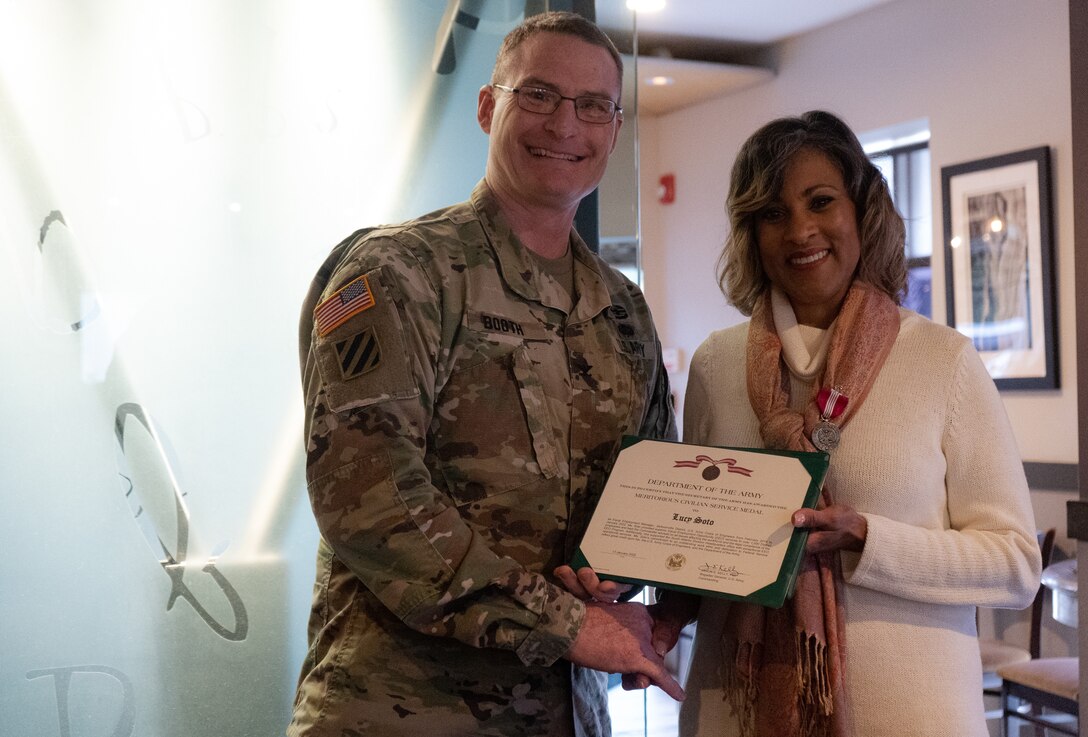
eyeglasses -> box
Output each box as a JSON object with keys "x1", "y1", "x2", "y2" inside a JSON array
[{"x1": 492, "y1": 84, "x2": 621, "y2": 124}]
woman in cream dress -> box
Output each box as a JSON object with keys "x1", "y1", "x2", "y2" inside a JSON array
[{"x1": 663, "y1": 111, "x2": 1040, "y2": 737}]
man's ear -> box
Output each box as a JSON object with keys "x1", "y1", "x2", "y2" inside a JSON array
[{"x1": 477, "y1": 85, "x2": 495, "y2": 134}]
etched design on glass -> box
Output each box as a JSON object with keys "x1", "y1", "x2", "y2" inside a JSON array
[
  {"x1": 36, "y1": 210, "x2": 101, "y2": 333},
  {"x1": 114, "y1": 403, "x2": 249, "y2": 641},
  {"x1": 26, "y1": 665, "x2": 136, "y2": 737}
]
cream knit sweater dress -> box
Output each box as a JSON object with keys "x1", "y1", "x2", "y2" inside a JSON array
[{"x1": 678, "y1": 307, "x2": 1041, "y2": 737}]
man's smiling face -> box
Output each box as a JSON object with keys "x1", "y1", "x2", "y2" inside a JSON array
[{"x1": 478, "y1": 31, "x2": 622, "y2": 216}]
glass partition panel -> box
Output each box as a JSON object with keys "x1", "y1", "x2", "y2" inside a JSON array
[
  {"x1": 0, "y1": 2, "x2": 528, "y2": 734},
  {"x1": 597, "y1": 3, "x2": 642, "y2": 285},
  {"x1": 595, "y1": 15, "x2": 678, "y2": 737}
]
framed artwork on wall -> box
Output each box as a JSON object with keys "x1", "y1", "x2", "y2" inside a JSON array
[{"x1": 941, "y1": 146, "x2": 1057, "y2": 390}]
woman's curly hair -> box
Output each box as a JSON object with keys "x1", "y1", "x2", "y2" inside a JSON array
[{"x1": 718, "y1": 110, "x2": 907, "y2": 315}]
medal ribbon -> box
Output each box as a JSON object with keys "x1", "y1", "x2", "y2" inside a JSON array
[{"x1": 816, "y1": 386, "x2": 848, "y2": 422}]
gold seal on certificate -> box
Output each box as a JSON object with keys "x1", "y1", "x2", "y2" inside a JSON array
[{"x1": 571, "y1": 437, "x2": 829, "y2": 608}]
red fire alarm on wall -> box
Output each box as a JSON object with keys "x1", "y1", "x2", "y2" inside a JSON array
[{"x1": 658, "y1": 173, "x2": 675, "y2": 204}]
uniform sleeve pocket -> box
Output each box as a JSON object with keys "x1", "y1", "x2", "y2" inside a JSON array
[{"x1": 313, "y1": 269, "x2": 421, "y2": 413}]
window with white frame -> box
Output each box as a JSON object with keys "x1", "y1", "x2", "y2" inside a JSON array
[{"x1": 864, "y1": 125, "x2": 933, "y2": 318}]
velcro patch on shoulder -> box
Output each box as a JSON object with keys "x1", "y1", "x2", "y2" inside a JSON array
[
  {"x1": 315, "y1": 275, "x2": 376, "y2": 337},
  {"x1": 335, "y1": 328, "x2": 381, "y2": 380},
  {"x1": 312, "y1": 266, "x2": 421, "y2": 411}
]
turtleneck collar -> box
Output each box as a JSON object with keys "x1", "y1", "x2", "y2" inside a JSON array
[{"x1": 770, "y1": 286, "x2": 835, "y2": 382}]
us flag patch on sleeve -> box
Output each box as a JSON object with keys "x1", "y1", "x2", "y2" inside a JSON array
[{"x1": 315, "y1": 274, "x2": 375, "y2": 337}]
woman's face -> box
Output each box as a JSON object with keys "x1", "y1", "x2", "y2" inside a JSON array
[{"x1": 756, "y1": 147, "x2": 861, "y2": 328}]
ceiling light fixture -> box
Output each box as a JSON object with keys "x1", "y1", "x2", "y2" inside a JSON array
[
  {"x1": 626, "y1": 0, "x2": 666, "y2": 12},
  {"x1": 647, "y1": 75, "x2": 674, "y2": 86}
]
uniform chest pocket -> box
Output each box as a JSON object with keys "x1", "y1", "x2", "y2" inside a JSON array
[
  {"x1": 431, "y1": 345, "x2": 561, "y2": 505},
  {"x1": 610, "y1": 337, "x2": 655, "y2": 434}
]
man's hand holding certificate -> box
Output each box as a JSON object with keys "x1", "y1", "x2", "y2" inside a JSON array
[{"x1": 573, "y1": 438, "x2": 828, "y2": 608}]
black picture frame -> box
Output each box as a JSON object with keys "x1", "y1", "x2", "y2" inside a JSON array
[{"x1": 941, "y1": 146, "x2": 1058, "y2": 390}]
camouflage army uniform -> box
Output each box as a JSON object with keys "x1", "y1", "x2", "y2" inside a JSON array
[{"x1": 288, "y1": 180, "x2": 675, "y2": 737}]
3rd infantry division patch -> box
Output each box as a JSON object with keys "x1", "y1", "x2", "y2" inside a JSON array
[{"x1": 336, "y1": 328, "x2": 381, "y2": 380}]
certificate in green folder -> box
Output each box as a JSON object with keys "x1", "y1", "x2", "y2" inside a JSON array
[{"x1": 571, "y1": 437, "x2": 829, "y2": 609}]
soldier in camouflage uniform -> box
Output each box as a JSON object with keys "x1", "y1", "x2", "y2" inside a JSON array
[{"x1": 288, "y1": 12, "x2": 680, "y2": 737}]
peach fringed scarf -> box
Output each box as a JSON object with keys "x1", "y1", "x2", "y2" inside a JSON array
[{"x1": 723, "y1": 281, "x2": 900, "y2": 737}]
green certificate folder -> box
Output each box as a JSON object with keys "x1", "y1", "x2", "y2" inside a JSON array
[{"x1": 571, "y1": 436, "x2": 828, "y2": 609}]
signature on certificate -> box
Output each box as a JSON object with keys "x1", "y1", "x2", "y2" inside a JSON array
[{"x1": 699, "y1": 562, "x2": 743, "y2": 578}]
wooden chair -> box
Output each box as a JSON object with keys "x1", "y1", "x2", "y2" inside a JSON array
[
  {"x1": 998, "y1": 656, "x2": 1078, "y2": 736},
  {"x1": 979, "y1": 529, "x2": 1057, "y2": 717}
]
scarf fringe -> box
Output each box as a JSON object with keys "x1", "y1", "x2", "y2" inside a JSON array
[
  {"x1": 723, "y1": 630, "x2": 835, "y2": 737},
  {"x1": 722, "y1": 640, "x2": 759, "y2": 737},
  {"x1": 797, "y1": 632, "x2": 834, "y2": 737}
]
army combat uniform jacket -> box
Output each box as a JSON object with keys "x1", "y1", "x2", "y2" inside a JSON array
[{"x1": 288, "y1": 181, "x2": 675, "y2": 737}]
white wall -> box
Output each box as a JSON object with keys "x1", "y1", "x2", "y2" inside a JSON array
[{"x1": 639, "y1": 0, "x2": 1076, "y2": 469}]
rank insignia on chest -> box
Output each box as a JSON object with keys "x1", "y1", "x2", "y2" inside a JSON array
[
  {"x1": 336, "y1": 328, "x2": 381, "y2": 380},
  {"x1": 315, "y1": 274, "x2": 376, "y2": 337},
  {"x1": 619, "y1": 339, "x2": 647, "y2": 358}
]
